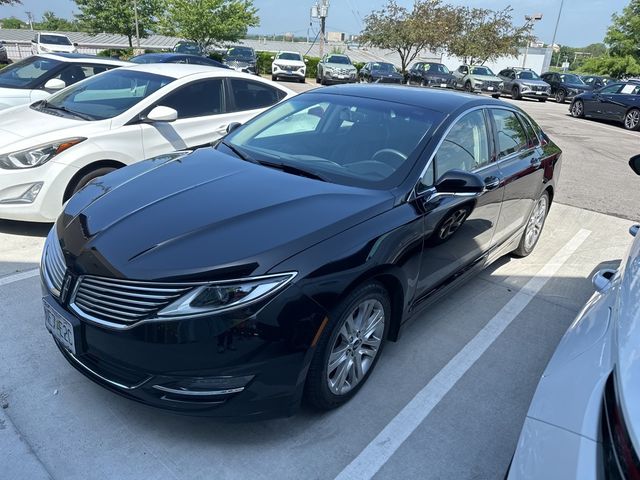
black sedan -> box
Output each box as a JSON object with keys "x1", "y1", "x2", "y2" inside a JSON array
[
  {"x1": 129, "y1": 53, "x2": 227, "y2": 68},
  {"x1": 541, "y1": 72, "x2": 591, "y2": 103},
  {"x1": 570, "y1": 82, "x2": 640, "y2": 130},
  {"x1": 41, "y1": 86, "x2": 561, "y2": 419},
  {"x1": 405, "y1": 62, "x2": 456, "y2": 88},
  {"x1": 357, "y1": 62, "x2": 403, "y2": 84}
]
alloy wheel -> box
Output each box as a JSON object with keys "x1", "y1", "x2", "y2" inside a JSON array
[
  {"x1": 556, "y1": 90, "x2": 565, "y2": 103},
  {"x1": 625, "y1": 109, "x2": 640, "y2": 130},
  {"x1": 524, "y1": 196, "x2": 548, "y2": 250},
  {"x1": 571, "y1": 100, "x2": 584, "y2": 118},
  {"x1": 326, "y1": 299, "x2": 385, "y2": 396}
]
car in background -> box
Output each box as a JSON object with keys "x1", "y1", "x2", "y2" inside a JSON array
[
  {"x1": 173, "y1": 41, "x2": 202, "y2": 56},
  {"x1": 507, "y1": 155, "x2": 640, "y2": 480},
  {"x1": 404, "y1": 62, "x2": 455, "y2": 88},
  {"x1": 316, "y1": 54, "x2": 357, "y2": 85},
  {"x1": 223, "y1": 46, "x2": 258, "y2": 74},
  {"x1": 498, "y1": 67, "x2": 551, "y2": 102},
  {"x1": 0, "y1": 41, "x2": 8, "y2": 64},
  {"x1": 570, "y1": 81, "x2": 640, "y2": 131},
  {"x1": 0, "y1": 64, "x2": 294, "y2": 222},
  {"x1": 357, "y1": 62, "x2": 402, "y2": 84},
  {"x1": 130, "y1": 53, "x2": 227, "y2": 68},
  {"x1": 540, "y1": 72, "x2": 591, "y2": 103},
  {"x1": 453, "y1": 65, "x2": 503, "y2": 98},
  {"x1": 0, "y1": 53, "x2": 128, "y2": 110},
  {"x1": 41, "y1": 85, "x2": 560, "y2": 420},
  {"x1": 31, "y1": 33, "x2": 77, "y2": 55},
  {"x1": 271, "y1": 51, "x2": 307, "y2": 83},
  {"x1": 580, "y1": 74, "x2": 613, "y2": 90}
]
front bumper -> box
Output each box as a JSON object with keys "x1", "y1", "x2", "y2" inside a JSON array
[
  {"x1": 324, "y1": 72, "x2": 357, "y2": 84},
  {"x1": 476, "y1": 84, "x2": 501, "y2": 94},
  {"x1": 521, "y1": 90, "x2": 550, "y2": 99},
  {"x1": 273, "y1": 67, "x2": 305, "y2": 79}
]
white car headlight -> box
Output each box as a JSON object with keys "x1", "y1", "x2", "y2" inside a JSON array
[
  {"x1": 0, "y1": 138, "x2": 86, "y2": 169},
  {"x1": 158, "y1": 272, "x2": 297, "y2": 318}
]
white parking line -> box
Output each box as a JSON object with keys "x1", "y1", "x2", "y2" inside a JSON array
[
  {"x1": 0, "y1": 269, "x2": 40, "y2": 286},
  {"x1": 547, "y1": 113, "x2": 640, "y2": 138},
  {"x1": 335, "y1": 228, "x2": 592, "y2": 480}
]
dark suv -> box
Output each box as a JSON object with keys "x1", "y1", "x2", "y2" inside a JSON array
[
  {"x1": 540, "y1": 72, "x2": 591, "y2": 103},
  {"x1": 223, "y1": 46, "x2": 258, "y2": 75},
  {"x1": 405, "y1": 62, "x2": 455, "y2": 88}
]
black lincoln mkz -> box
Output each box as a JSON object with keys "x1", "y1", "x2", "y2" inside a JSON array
[{"x1": 41, "y1": 85, "x2": 561, "y2": 419}]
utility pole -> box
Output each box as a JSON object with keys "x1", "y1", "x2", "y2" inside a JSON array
[
  {"x1": 132, "y1": 0, "x2": 141, "y2": 50},
  {"x1": 550, "y1": 0, "x2": 565, "y2": 66},
  {"x1": 522, "y1": 14, "x2": 542, "y2": 68},
  {"x1": 25, "y1": 11, "x2": 34, "y2": 31},
  {"x1": 312, "y1": 0, "x2": 329, "y2": 58}
]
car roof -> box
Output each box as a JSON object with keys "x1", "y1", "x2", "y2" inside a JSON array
[
  {"x1": 133, "y1": 53, "x2": 198, "y2": 61},
  {"x1": 39, "y1": 53, "x2": 130, "y2": 66},
  {"x1": 38, "y1": 32, "x2": 70, "y2": 37},
  {"x1": 122, "y1": 62, "x2": 282, "y2": 81},
  {"x1": 315, "y1": 84, "x2": 503, "y2": 113},
  {"x1": 277, "y1": 51, "x2": 302, "y2": 56}
]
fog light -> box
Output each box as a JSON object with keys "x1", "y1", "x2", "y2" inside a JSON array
[
  {"x1": 152, "y1": 375, "x2": 254, "y2": 397},
  {"x1": 0, "y1": 182, "x2": 43, "y2": 204}
]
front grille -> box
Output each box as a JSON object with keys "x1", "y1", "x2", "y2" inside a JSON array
[
  {"x1": 70, "y1": 276, "x2": 193, "y2": 326},
  {"x1": 42, "y1": 229, "x2": 66, "y2": 297},
  {"x1": 531, "y1": 85, "x2": 547, "y2": 92}
]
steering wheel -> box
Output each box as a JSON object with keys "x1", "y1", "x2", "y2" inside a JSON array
[{"x1": 371, "y1": 148, "x2": 407, "y2": 169}]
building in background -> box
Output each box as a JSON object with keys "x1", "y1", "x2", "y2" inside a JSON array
[{"x1": 326, "y1": 31, "x2": 345, "y2": 42}]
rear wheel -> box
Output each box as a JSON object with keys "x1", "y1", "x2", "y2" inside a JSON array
[
  {"x1": 571, "y1": 99, "x2": 584, "y2": 118},
  {"x1": 624, "y1": 109, "x2": 640, "y2": 131},
  {"x1": 513, "y1": 192, "x2": 550, "y2": 257},
  {"x1": 555, "y1": 89, "x2": 566, "y2": 104},
  {"x1": 465, "y1": 81, "x2": 473, "y2": 92},
  {"x1": 65, "y1": 167, "x2": 117, "y2": 201},
  {"x1": 512, "y1": 86, "x2": 521, "y2": 100}
]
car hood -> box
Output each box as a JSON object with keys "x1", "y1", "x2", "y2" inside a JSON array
[
  {"x1": 325, "y1": 63, "x2": 357, "y2": 71},
  {"x1": 58, "y1": 149, "x2": 395, "y2": 281},
  {"x1": 472, "y1": 75, "x2": 502, "y2": 83},
  {"x1": 424, "y1": 72, "x2": 455, "y2": 81},
  {"x1": 371, "y1": 70, "x2": 403, "y2": 78},
  {"x1": 564, "y1": 83, "x2": 591, "y2": 90},
  {"x1": 0, "y1": 87, "x2": 32, "y2": 110},
  {"x1": 518, "y1": 79, "x2": 549, "y2": 87},
  {"x1": 274, "y1": 59, "x2": 305, "y2": 68},
  {"x1": 41, "y1": 43, "x2": 75, "y2": 53},
  {"x1": 224, "y1": 58, "x2": 256, "y2": 65}
]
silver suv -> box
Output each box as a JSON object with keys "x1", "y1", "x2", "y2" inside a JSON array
[
  {"x1": 316, "y1": 54, "x2": 357, "y2": 85},
  {"x1": 498, "y1": 67, "x2": 551, "y2": 102}
]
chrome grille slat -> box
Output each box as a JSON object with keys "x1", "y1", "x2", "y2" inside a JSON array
[
  {"x1": 78, "y1": 282, "x2": 184, "y2": 300},
  {"x1": 74, "y1": 299, "x2": 141, "y2": 318},
  {"x1": 75, "y1": 292, "x2": 156, "y2": 313},
  {"x1": 42, "y1": 230, "x2": 66, "y2": 297},
  {"x1": 72, "y1": 303, "x2": 142, "y2": 322},
  {"x1": 72, "y1": 287, "x2": 163, "y2": 306},
  {"x1": 81, "y1": 277, "x2": 188, "y2": 293}
]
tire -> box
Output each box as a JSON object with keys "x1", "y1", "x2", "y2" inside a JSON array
[
  {"x1": 465, "y1": 81, "x2": 473, "y2": 92},
  {"x1": 555, "y1": 90, "x2": 566, "y2": 104},
  {"x1": 491, "y1": 94, "x2": 501, "y2": 99},
  {"x1": 571, "y1": 99, "x2": 584, "y2": 118},
  {"x1": 320, "y1": 75, "x2": 327, "y2": 86},
  {"x1": 538, "y1": 98, "x2": 547, "y2": 103},
  {"x1": 66, "y1": 167, "x2": 117, "y2": 201},
  {"x1": 512, "y1": 191, "x2": 550, "y2": 257},
  {"x1": 421, "y1": 79, "x2": 427, "y2": 87},
  {"x1": 299, "y1": 77, "x2": 305, "y2": 84},
  {"x1": 624, "y1": 108, "x2": 640, "y2": 131},
  {"x1": 512, "y1": 86, "x2": 521, "y2": 100},
  {"x1": 305, "y1": 282, "x2": 390, "y2": 410},
  {"x1": 271, "y1": 75, "x2": 277, "y2": 82}
]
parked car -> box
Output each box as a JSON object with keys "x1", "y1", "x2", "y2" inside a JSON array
[
  {"x1": 540, "y1": 72, "x2": 591, "y2": 103},
  {"x1": 0, "y1": 40, "x2": 8, "y2": 64},
  {"x1": 570, "y1": 81, "x2": 640, "y2": 131},
  {"x1": 316, "y1": 54, "x2": 357, "y2": 85},
  {"x1": 41, "y1": 85, "x2": 561, "y2": 419},
  {"x1": 507, "y1": 155, "x2": 640, "y2": 480},
  {"x1": 173, "y1": 41, "x2": 202, "y2": 56},
  {"x1": 0, "y1": 64, "x2": 294, "y2": 222},
  {"x1": 129, "y1": 53, "x2": 227, "y2": 68},
  {"x1": 223, "y1": 46, "x2": 257, "y2": 74},
  {"x1": 580, "y1": 74, "x2": 613, "y2": 90},
  {"x1": 497, "y1": 67, "x2": 551, "y2": 102},
  {"x1": 404, "y1": 62, "x2": 455, "y2": 88},
  {"x1": 271, "y1": 51, "x2": 307, "y2": 83},
  {"x1": 0, "y1": 53, "x2": 128, "y2": 111},
  {"x1": 357, "y1": 62, "x2": 403, "y2": 84},
  {"x1": 31, "y1": 32, "x2": 77, "y2": 55},
  {"x1": 453, "y1": 65, "x2": 503, "y2": 98}
]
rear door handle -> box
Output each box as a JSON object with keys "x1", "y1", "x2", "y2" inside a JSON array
[{"x1": 484, "y1": 176, "x2": 501, "y2": 190}]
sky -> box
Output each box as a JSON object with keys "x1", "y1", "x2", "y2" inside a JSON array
[{"x1": 0, "y1": 0, "x2": 629, "y2": 47}]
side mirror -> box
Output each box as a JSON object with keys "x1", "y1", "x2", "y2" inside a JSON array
[
  {"x1": 145, "y1": 106, "x2": 178, "y2": 123},
  {"x1": 629, "y1": 155, "x2": 640, "y2": 176},
  {"x1": 44, "y1": 78, "x2": 66, "y2": 91},
  {"x1": 73, "y1": 42, "x2": 79, "y2": 47},
  {"x1": 226, "y1": 122, "x2": 242, "y2": 134},
  {"x1": 434, "y1": 169, "x2": 485, "y2": 195}
]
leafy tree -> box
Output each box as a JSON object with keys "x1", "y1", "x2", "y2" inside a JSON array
[
  {"x1": 75, "y1": 0, "x2": 164, "y2": 47},
  {"x1": 35, "y1": 11, "x2": 79, "y2": 31},
  {"x1": 0, "y1": 0, "x2": 21, "y2": 4},
  {"x1": 579, "y1": 55, "x2": 640, "y2": 78},
  {"x1": 1, "y1": 17, "x2": 25, "y2": 29},
  {"x1": 447, "y1": 6, "x2": 531, "y2": 65},
  {"x1": 161, "y1": 0, "x2": 259, "y2": 50},
  {"x1": 605, "y1": 0, "x2": 640, "y2": 59},
  {"x1": 359, "y1": 0, "x2": 458, "y2": 72}
]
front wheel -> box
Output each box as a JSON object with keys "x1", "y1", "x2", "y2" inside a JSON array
[
  {"x1": 555, "y1": 90, "x2": 566, "y2": 104},
  {"x1": 624, "y1": 108, "x2": 640, "y2": 131},
  {"x1": 538, "y1": 98, "x2": 547, "y2": 103},
  {"x1": 513, "y1": 192, "x2": 550, "y2": 257},
  {"x1": 304, "y1": 282, "x2": 390, "y2": 410},
  {"x1": 65, "y1": 166, "x2": 117, "y2": 201},
  {"x1": 465, "y1": 81, "x2": 473, "y2": 92},
  {"x1": 571, "y1": 99, "x2": 584, "y2": 118},
  {"x1": 491, "y1": 94, "x2": 500, "y2": 99},
  {"x1": 512, "y1": 86, "x2": 521, "y2": 100}
]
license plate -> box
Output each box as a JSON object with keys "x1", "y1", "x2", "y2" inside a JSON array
[
  {"x1": 440, "y1": 83, "x2": 447, "y2": 88},
  {"x1": 487, "y1": 86, "x2": 494, "y2": 91},
  {"x1": 338, "y1": 75, "x2": 346, "y2": 79},
  {"x1": 536, "y1": 91, "x2": 545, "y2": 95},
  {"x1": 44, "y1": 299, "x2": 76, "y2": 354}
]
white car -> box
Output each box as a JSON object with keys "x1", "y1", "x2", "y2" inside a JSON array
[
  {"x1": 0, "y1": 53, "x2": 129, "y2": 110},
  {"x1": 271, "y1": 51, "x2": 307, "y2": 83},
  {"x1": 31, "y1": 32, "x2": 77, "y2": 55},
  {"x1": 508, "y1": 155, "x2": 640, "y2": 479},
  {"x1": 0, "y1": 64, "x2": 295, "y2": 222}
]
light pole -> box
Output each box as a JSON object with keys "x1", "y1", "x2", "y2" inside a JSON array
[
  {"x1": 550, "y1": 0, "x2": 565, "y2": 66},
  {"x1": 522, "y1": 14, "x2": 542, "y2": 68},
  {"x1": 132, "y1": 0, "x2": 141, "y2": 50}
]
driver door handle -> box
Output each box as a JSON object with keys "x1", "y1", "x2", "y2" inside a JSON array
[{"x1": 484, "y1": 176, "x2": 501, "y2": 190}]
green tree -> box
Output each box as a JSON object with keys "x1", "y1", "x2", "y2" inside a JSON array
[
  {"x1": 359, "y1": 0, "x2": 458, "y2": 72},
  {"x1": 605, "y1": 0, "x2": 640, "y2": 58},
  {"x1": 162, "y1": 0, "x2": 259, "y2": 50},
  {"x1": 447, "y1": 7, "x2": 531, "y2": 64},
  {"x1": 0, "y1": 0, "x2": 21, "y2": 4},
  {"x1": 75, "y1": 0, "x2": 163, "y2": 47},
  {"x1": 1, "y1": 17, "x2": 25, "y2": 29},
  {"x1": 35, "y1": 11, "x2": 79, "y2": 31},
  {"x1": 579, "y1": 55, "x2": 640, "y2": 78}
]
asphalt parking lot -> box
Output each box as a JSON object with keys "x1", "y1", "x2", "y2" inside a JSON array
[{"x1": 1, "y1": 82, "x2": 639, "y2": 480}]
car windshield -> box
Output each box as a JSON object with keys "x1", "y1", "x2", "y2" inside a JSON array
[
  {"x1": 517, "y1": 71, "x2": 540, "y2": 80},
  {"x1": 327, "y1": 55, "x2": 351, "y2": 65},
  {"x1": 0, "y1": 56, "x2": 62, "y2": 88},
  {"x1": 471, "y1": 67, "x2": 495, "y2": 76},
  {"x1": 559, "y1": 73, "x2": 585, "y2": 84},
  {"x1": 371, "y1": 63, "x2": 396, "y2": 72},
  {"x1": 278, "y1": 52, "x2": 302, "y2": 61},
  {"x1": 129, "y1": 54, "x2": 164, "y2": 64},
  {"x1": 40, "y1": 34, "x2": 72, "y2": 46},
  {"x1": 38, "y1": 69, "x2": 173, "y2": 121},
  {"x1": 175, "y1": 43, "x2": 200, "y2": 54},
  {"x1": 221, "y1": 93, "x2": 444, "y2": 189},
  {"x1": 226, "y1": 47, "x2": 254, "y2": 59},
  {"x1": 426, "y1": 63, "x2": 450, "y2": 74}
]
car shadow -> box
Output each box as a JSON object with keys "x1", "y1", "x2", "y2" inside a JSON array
[{"x1": 0, "y1": 220, "x2": 51, "y2": 238}]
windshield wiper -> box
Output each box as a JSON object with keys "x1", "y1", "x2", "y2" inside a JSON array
[
  {"x1": 41, "y1": 101, "x2": 94, "y2": 121},
  {"x1": 258, "y1": 160, "x2": 328, "y2": 182},
  {"x1": 218, "y1": 139, "x2": 260, "y2": 164}
]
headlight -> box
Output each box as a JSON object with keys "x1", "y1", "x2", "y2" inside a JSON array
[
  {"x1": 158, "y1": 272, "x2": 297, "y2": 318},
  {"x1": 324, "y1": 66, "x2": 334, "y2": 72},
  {"x1": 0, "y1": 138, "x2": 86, "y2": 169},
  {"x1": 498, "y1": 82, "x2": 504, "y2": 89},
  {"x1": 474, "y1": 81, "x2": 484, "y2": 87}
]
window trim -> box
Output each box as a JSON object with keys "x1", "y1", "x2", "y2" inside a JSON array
[
  {"x1": 487, "y1": 107, "x2": 532, "y2": 161},
  {"x1": 224, "y1": 77, "x2": 286, "y2": 113},
  {"x1": 143, "y1": 77, "x2": 228, "y2": 120}
]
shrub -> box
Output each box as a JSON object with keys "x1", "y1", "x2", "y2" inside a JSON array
[{"x1": 97, "y1": 48, "x2": 134, "y2": 60}]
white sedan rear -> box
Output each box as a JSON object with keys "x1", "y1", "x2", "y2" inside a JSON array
[{"x1": 0, "y1": 64, "x2": 295, "y2": 222}]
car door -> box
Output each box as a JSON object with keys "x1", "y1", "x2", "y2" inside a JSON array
[
  {"x1": 225, "y1": 77, "x2": 287, "y2": 124},
  {"x1": 599, "y1": 83, "x2": 634, "y2": 120},
  {"x1": 488, "y1": 107, "x2": 545, "y2": 246},
  {"x1": 408, "y1": 63, "x2": 421, "y2": 84},
  {"x1": 454, "y1": 66, "x2": 468, "y2": 88},
  {"x1": 412, "y1": 108, "x2": 504, "y2": 302},
  {"x1": 542, "y1": 73, "x2": 556, "y2": 94},
  {"x1": 499, "y1": 69, "x2": 513, "y2": 93}
]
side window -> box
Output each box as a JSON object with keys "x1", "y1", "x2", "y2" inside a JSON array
[
  {"x1": 518, "y1": 113, "x2": 540, "y2": 148},
  {"x1": 432, "y1": 110, "x2": 491, "y2": 181},
  {"x1": 509, "y1": 71, "x2": 516, "y2": 79},
  {"x1": 491, "y1": 109, "x2": 528, "y2": 158},
  {"x1": 228, "y1": 78, "x2": 285, "y2": 112},
  {"x1": 158, "y1": 79, "x2": 224, "y2": 118},
  {"x1": 52, "y1": 64, "x2": 113, "y2": 87},
  {"x1": 600, "y1": 84, "x2": 623, "y2": 94}
]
